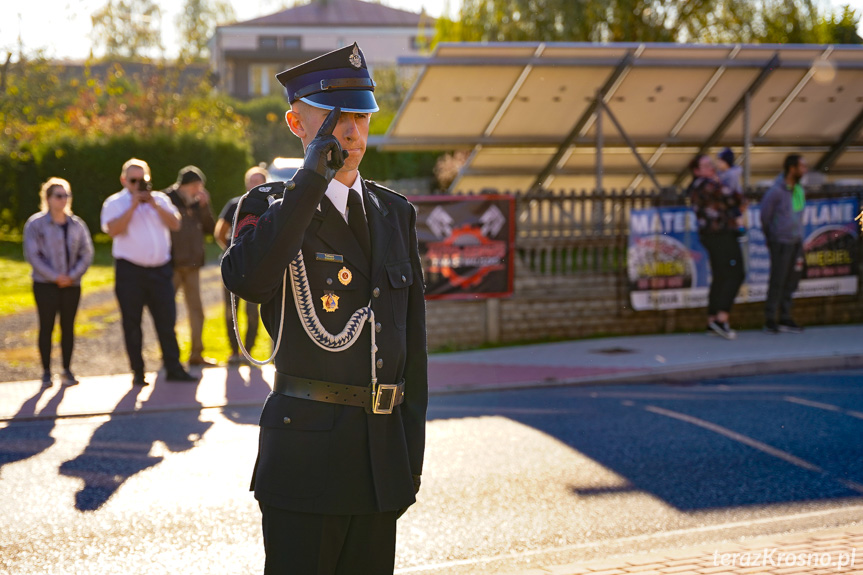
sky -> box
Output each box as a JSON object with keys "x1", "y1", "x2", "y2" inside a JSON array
[
  {"x1": 0, "y1": 0, "x2": 459, "y2": 61},
  {"x1": 1, "y1": 0, "x2": 862, "y2": 61}
]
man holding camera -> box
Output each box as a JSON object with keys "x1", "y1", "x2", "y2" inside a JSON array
[
  {"x1": 166, "y1": 165, "x2": 217, "y2": 367},
  {"x1": 100, "y1": 158, "x2": 196, "y2": 386}
]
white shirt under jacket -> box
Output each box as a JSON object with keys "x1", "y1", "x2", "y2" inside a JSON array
[{"x1": 100, "y1": 188, "x2": 180, "y2": 267}]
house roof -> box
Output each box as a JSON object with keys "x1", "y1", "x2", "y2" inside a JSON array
[{"x1": 231, "y1": 0, "x2": 434, "y2": 28}]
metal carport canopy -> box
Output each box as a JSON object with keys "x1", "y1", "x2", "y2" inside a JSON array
[{"x1": 373, "y1": 42, "x2": 863, "y2": 193}]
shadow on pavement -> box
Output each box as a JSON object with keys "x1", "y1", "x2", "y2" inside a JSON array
[
  {"x1": 0, "y1": 386, "x2": 67, "y2": 473},
  {"x1": 428, "y1": 372, "x2": 863, "y2": 511},
  {"x1": 59, "y1": 377, "x2": 213, "y2": 512},
  {"x1": 220, "y1": 366, "x2": 270, "y2": 425}
]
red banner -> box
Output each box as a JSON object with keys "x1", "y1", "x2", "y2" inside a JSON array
[{"x1": 410, "y1": 195, "x2": 515, "y2": 300}]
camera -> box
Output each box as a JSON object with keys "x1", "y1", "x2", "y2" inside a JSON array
[{"x1": 137, "y1": 177, "x2": 152, "y2": 192}]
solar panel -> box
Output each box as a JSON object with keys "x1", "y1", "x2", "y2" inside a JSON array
[{"x1": 376, "y1": 42, "x2": 863, "y2": 193}]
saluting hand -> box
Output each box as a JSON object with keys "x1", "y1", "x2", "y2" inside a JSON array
[{"x1": 303, "y1": 106, "x2": 348, "y2": 182}]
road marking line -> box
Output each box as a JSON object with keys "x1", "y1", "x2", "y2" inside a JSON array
[
  {"x1": 393, "y1": 504, "x2": 863, "y2": 574},
  {"x1": 784, "y1": 396, "x2": 863, "y2": 420},
  {"x1": 644, "y1": 405, "x2": 823, "y2": 473},
  {"x1": 644, "y1": 405, "x2": 863, "y2": 500}
]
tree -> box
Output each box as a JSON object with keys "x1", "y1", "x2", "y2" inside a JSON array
[
  {"x1": 817, "y1": 5, "x2": 863, "y2": 44},
  {"x1": 90, "y1": 0, "x2": 162, "y2": 60},
  {"x1": 433, "y1": 0, "x2": 862, "y2": 45},
  {"x1": 176, "y1": 0, "x2": 236, "y2": 60}
]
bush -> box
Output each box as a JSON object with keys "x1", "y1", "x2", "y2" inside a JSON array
[
  {"x1": 231, "y1": 94, "x2": 303, "y2": 164},
  {"x1": 1, "y1": 134, "x2": 252, "y2": 233}
]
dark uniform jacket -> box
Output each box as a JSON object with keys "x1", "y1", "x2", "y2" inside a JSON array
[{"x1": 221, "y1": 168, "x2": 428, "y2": 515}]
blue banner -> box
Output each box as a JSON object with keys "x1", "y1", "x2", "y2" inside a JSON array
[{"x1": 628, "y1": 197, "x2": 859, "y2": 310}]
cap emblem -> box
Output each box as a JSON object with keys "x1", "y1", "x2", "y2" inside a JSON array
[{"x1": 349, "y1": 45, "x2": 362, "y2": 69}]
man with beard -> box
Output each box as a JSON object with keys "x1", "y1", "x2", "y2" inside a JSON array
[{"x1": 760, "y1": 154, "x2": 808, "y2": 334}]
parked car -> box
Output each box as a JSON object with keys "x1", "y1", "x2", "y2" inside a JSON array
[{"x1": 267, "y1": 157, "x2": 304, "y2": 181}]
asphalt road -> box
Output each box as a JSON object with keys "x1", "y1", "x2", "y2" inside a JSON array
[{"x1": 2, "y1": 370, "x2": 863, "y2": 574}]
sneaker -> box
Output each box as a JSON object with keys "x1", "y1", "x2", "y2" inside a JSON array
[
  {"x1": 132, "y1": 372, "x2": 149, "y2": 386},
  {"x1": 763, "y1": 320, "x2": 779, "y2": 334},
  {"x1": 708, "y1": 320, "x2": 737, "y2": 340},
  {"x1": 61, "y1": 370, "x2": 79, "y2": 386},
  {"x1": 778, "y1": 319, "x2": 804, "y2": 334},
  {"x1": 41, "y1": 371, "x2": 52, "y2": 388},
  {"x1": 188, "y1": 356, "x2": 218, "y2": 367},
  {"x1": 706, "y1": 325, "x2": 717, "y2": 336},
  {"x1": 166, "y1": 369, "x2": 198, "y2": 382}
]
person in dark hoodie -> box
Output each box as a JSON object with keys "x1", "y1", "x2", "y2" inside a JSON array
[
  {"x1": 760, "y1": 154, "x2": 807, "y2": 334},
  {"x1": 166, "y1": 166, "x2": 217, "y2": 366},
  {"x1": 688, "y1": 154, "x2": 746, "y2": 340}
]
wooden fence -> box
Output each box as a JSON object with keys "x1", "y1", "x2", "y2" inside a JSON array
[{"x1": 420, "y1": 185, "x2": 863, "y2": 350}]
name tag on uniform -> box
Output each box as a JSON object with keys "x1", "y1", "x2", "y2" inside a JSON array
[{"x1": 316, "y1": 252, "x2": 344, "y2": 263}]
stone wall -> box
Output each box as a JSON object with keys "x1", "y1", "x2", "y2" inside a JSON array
[{"x1": 425, "y1": 271, "x2": 863, "y2": 351}]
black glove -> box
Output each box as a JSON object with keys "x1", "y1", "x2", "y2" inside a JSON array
[{"x1": 303, "y1": 106, "x2": 348, "y2": 182}]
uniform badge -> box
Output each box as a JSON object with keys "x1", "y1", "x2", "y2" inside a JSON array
[
  {"x1": 349, "y1": 45, "x2": 362, "y2": 69},
  {"x1": 338, "y1": 267, "x2": 352, "y2": 286},
  {"x1": 316, "y1": 252, "x2": 344, "y2": 263},
  {"x1": 321, "y1": 292, "x2": 339, "y2": 312}
]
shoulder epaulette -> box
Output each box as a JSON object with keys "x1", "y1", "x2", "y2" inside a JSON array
[
  {"x1": 365, "y1": 180, "x2": 407, "y2": 201},
  {"x1": 238, "y1": 180, "x2": 287, "y2": 218}
]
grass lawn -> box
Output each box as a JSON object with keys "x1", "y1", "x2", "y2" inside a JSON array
[
  {"x1": 176, "y1": 300, "x2": 272, "y2": 364},
  {"x1": 1, "y1": 234, "x2": 271, "y2": 366},
  {"x1": 0, "y1": 237, "x2": 116, "y2": 317}
]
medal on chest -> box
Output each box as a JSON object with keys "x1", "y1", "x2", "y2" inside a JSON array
[
  {"x1": 321, "y1": 291, "x2": 339, "y2": 312},
  {"x1": 338, "y1": 267, "x2": 352, "y2": 286}
]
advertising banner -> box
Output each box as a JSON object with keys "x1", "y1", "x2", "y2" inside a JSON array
[
  {"x1": 628, "y1": 197, "x2": 859, "y2": 310},
  {"x1": 410, "y1": 195, "x2": 515, "y2": 300}
]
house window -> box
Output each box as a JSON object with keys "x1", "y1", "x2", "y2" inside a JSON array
[
  {"x1": 281, "y1": 36, "x2": 301, "y2": 50},
  {"x1": 410, "y1": 36, "x2": 430, "y2": 51},
  {"x1": 249, "y1": 64, "x2": 282, "y2": 97},
  {"x1": 259, "y1": 36, "x2": 278, "y2": 50}
]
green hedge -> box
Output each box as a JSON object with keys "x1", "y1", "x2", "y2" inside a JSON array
[{"x1": 0, "y1": 134, "x2": 253, "y2": 233}]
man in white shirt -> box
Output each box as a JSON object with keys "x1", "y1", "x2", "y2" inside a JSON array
[{"x1": 100, "y1": 158, "x2": 196, "y2": 386}]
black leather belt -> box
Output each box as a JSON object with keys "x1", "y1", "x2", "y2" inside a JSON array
[{"x1": 273, "y1": 372, "x2": 405, "y2": 414}]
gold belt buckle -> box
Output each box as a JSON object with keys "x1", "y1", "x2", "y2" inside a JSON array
[{"x1": 372, "y1": 383, "x2": 399, "y2": 415}]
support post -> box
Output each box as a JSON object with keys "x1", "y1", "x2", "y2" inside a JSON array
[
  {"x1": 596, "y1": 91, "x2": 603, "y2": 193},
  {"x1": 743, "y1": 91, "x2": 752, "y2": 190}
]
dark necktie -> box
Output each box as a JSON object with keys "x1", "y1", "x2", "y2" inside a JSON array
[{"x1": 347, "y1": 189, "x2": 371, "y2": 263}]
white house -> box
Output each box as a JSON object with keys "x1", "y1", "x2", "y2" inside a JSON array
[{"x1": 209, "y1": 0, "x2": 435, "y2": 99}]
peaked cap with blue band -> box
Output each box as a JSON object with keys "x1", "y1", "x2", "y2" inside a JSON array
[{"x1": 276, "y1": 42, "x2": 379, "y2": 114}]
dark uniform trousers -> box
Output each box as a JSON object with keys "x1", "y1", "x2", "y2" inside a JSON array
[
  {"x1": 114, "y1": 258, "x2": 183, "y2": 375},
  {"x1": 261, "y1": 504, "x2": 399, "y2": 575},
  {"x1": 222, "y1": 169, "x2": 428, "y2": 574}
]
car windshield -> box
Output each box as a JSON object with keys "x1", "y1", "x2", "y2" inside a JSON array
[{"x1": 268, "y1": 157, "x2": 303, "y2": 181}]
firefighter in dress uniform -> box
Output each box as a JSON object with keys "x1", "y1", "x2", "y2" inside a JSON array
[{"x1": 221, "y1": 43, "x2": 427, "y2": 574}]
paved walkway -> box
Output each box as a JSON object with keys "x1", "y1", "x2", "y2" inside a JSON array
[
  {"x1": 2, "y1": 324, "x2": 862, "y2": 421},
  {"x1": 2, "y1": 324, "x2": 862, "y2": 574},
  {"x1": 517, "y1": 523, "x2": 863, "y2": 575}
]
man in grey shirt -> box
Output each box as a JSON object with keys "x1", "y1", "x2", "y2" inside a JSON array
[{"x1": 760, "y1": 154, "x2": 807, "y2": 334}]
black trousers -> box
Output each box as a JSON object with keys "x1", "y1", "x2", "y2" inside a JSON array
[
  {"x1": 223, "y1": 286, "x2": 259, "y2": 354},
  {"x1": 33, "y1": 282, "x2": 81, "y2": 372},
  {"x1": 260, "y1": 503, "x2": 398, "y2": 575},
  {"x1": 700, "y1": 233, "x2": 745, "y2": 316},
  {"x1": 765, "y1": 241, "x2": 803, "y2": 323},
  {"x1": 114, "y1": 259, "x2": 182, "y2": 375}
]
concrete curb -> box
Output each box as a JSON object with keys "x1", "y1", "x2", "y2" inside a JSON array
[
  {"x1": 426, "y1": 352, "x2": 863, "y2": 395},
  {"x1": 4, "y1": 352, "x2": 862, "y2": 422}
]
